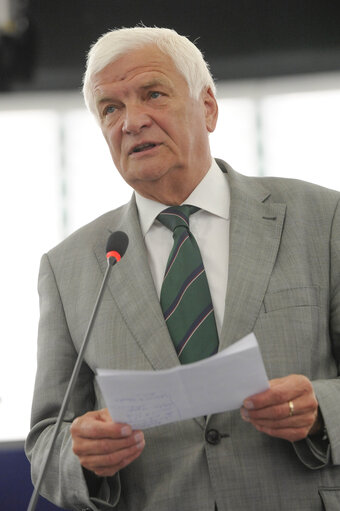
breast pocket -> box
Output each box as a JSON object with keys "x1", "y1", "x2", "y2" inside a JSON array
[
  {"x1": 255, "y1": 286, "x2": 320, "y2": 377},
  {"x1": 263, "y1": 286, "x2": 319, "y2": 312},
  {"x1": 319, "y1": 487, "x2": 340, "y2": 510}
]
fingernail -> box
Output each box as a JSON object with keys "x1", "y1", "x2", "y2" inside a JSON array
[
  {"x1": 134, "y1": 432, "x2": 144, "y2": 443},
  {"x1": 241, "y1": 408, "x2": 249, "y2": 420},
  {"x1": 137, "y1": 439, "x2": 145, "y2": 450},
  {"x1": 244, "y1": 400, "x2": 254, "y2": 410},
  {"x1": 121, "y1": 425, "x2": 132, "y2": 437}
]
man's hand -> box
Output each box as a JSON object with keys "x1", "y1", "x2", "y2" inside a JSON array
[
  {"x1": 240, "y1": 375, "x2": 320, "y2": 442},
  {"x1": 71, "y1": 408, "x2": 145, "y2": 477}
]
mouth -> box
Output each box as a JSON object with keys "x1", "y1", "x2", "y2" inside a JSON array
[{"x1": 129, "y1": 142, "x2": 159, "y2": 155}]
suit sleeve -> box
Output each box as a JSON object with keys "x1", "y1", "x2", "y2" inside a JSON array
[
  {"x1": 25, "y1": 253, "x2": 121, "y2": 510},
  {"x1": 293, "y1": 198, "x2": 340, "y2": 468}
]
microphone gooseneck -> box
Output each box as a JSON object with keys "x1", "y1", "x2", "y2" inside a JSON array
[{"x1": 27, "y1": 231, "x2": 129, "y2": 511}]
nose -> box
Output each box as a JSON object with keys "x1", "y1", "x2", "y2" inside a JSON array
[{"x1": 122, "y1": 103, "x2": 152, "y2": 135}]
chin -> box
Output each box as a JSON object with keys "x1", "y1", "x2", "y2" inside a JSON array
[{"x1": 133, "y1": 164, "x2": 174, "y2": 183}]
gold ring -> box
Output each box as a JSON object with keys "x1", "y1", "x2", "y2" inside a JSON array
[{"x1": 288, "y1": 400, "x2": 294, "y2": 417}]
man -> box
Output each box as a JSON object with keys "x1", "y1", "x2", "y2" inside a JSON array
[{"x1": 26, "y1": 27, "x2": 340, "y2": 510}]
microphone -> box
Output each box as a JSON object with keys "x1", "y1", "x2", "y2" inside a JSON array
[
  {"x1": 27, "y1": 231, "x2": 129, "y2": 511},
  {"x1": 106, "y1": 230, "x2": 129, "y2": 264}
]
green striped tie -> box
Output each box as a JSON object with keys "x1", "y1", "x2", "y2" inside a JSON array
[{"x1": 157, "y1": 205, "x2": 219, "y2": 364}]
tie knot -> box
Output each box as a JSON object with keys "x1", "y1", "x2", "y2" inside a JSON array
[{"x1": 157, "y1": 205, "x2": 199, "y2": 232}]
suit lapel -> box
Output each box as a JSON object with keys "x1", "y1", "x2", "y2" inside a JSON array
[
  {"x1": 217, "y1": 161, "x2": 287, "y2": 349},
  {"x1": 93, "y1": 196, "x2": 180, "y2": 371}
]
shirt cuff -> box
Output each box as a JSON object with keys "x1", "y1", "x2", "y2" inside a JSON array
[
  {"x1": 293, "y1": 428, "x2": 331, "y2": 469},
  {"x1": 83, "y1": 468, "x2": 121, "y2": 509}
]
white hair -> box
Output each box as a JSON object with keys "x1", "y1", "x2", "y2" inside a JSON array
[{"x1": 83, "y1": 26, "x2": 216, "y2": 118}]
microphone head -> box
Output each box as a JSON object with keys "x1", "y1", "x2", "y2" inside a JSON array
[{"x1": 106, "y1": 231, "x2": 129, "y2": 262}]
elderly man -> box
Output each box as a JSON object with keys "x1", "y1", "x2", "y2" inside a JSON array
[{"x1": 26, "y1": 27, "x2": 340, "y2": 510}]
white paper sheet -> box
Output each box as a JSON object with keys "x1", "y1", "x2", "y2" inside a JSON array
[{"x1": 96, "y1": 332, "x2": 269, "y2": 429}]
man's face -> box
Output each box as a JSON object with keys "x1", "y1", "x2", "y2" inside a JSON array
[{"x1": 91, "y1": 45, "x2": 218, "y2": 204}]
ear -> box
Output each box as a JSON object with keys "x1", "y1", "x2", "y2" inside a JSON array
[{"x1": 202, "y1": 87, "x2": 218, "y2": 133}]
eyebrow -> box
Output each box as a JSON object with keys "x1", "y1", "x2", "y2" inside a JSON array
[
  {"x1": 139, "y1": 78, "x2": 171, "y2": 90},
  {"x1": 96, "y1": 96, "x2": 115, "y2": 107}
]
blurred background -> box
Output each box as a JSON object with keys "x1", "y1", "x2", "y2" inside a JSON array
[{"x1": 0, "y1": 0, "x2": 340, "y2": 507}]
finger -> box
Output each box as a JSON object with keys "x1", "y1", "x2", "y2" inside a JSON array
[
  {"x1": 80, "y1": 436, "x2": 145, "y2": 470},
  {"x1": 73, "y1": 430, "x2": 144, "y2": 457},
  {"x1": 71, "y1": 409, "x2": 132, "y2": 440},
  {"x1": 93, "y1": 447, "x2": 145, "y2": 477},
  {"x1": 241, "y1": 392, "x2": 318, "y2": 422},
  {"x1": 243, "y1": 375, "x2": 314, "y2": 410},
  {"x1": 245, "y1": 410, "x2": 318, "y2": 431},
  {"x1": 80, "y1": 436, "x2": 145, "y2": 476},
  {"x1": 253, "y1": 423, "x2": 314, "y2": 442}
]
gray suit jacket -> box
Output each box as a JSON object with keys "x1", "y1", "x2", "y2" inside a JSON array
[{"x1": 26, "y1": 161, "x2": 340, "y2": 511}]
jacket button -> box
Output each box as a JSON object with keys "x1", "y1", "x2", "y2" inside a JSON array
[{"x1": 205, "y1": 428, "x2": 221, "y2": 445}]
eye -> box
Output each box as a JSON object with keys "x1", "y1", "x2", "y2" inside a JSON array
[
  {"x1": 103, "y1": 104, "x2": 116, "y2": 116},
  {"x1": 149, "y1": 91, "x2": 162, "y2": 100}
]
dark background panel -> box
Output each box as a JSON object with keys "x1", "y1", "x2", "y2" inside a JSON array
[
  {"x1": 0, "y1": 442, "x2": 67, "y2": 511},
  {"x1": 1, "y1": 0, "x2": 340, "y2": 91}
]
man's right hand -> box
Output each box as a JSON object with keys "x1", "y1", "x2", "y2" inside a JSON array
[{"x1": 70, "y1": 408, "x2": 145, "y2": 477}]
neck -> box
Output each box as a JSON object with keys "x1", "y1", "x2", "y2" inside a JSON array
[{"x1": 136, "y1": 160, "x2": 212, "y2": 205}]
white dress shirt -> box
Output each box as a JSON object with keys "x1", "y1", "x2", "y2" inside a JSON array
[{"x1": 135, "y1": 159, "x2": 230, "y2": 337}]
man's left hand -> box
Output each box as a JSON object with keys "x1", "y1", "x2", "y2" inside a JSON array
[{"x1": 241, "y1": 375, "x2": 321, "y2": 442}]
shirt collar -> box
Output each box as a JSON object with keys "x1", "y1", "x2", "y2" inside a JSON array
[{"x1": 135, "y1": 159, "x2": 230, "y2": 237}]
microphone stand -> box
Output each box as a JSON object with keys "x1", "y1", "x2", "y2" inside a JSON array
[{"x1": 27, "y1": 254, "x2": 118, "y2": 511}]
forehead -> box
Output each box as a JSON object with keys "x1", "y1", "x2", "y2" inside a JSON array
[{"x1": 91, "y1": 45, "x2": 188, "y2": 96}]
